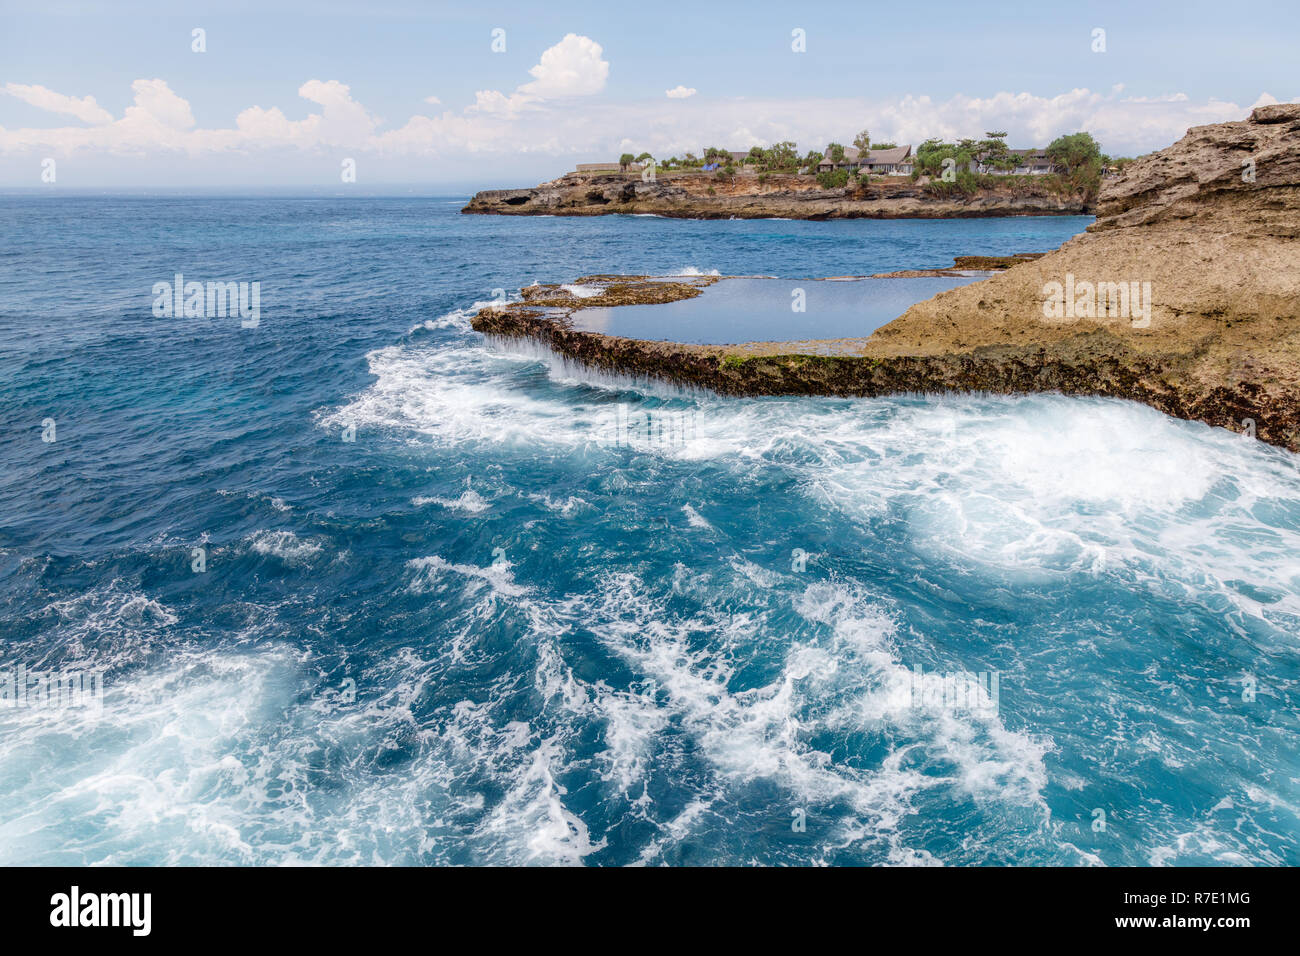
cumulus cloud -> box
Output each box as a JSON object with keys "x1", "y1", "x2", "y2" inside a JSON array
[
  {"x1": 3, "y1": 83, "x2": 113, "y2": 124},
  {"x1": 423, "y1": 95, "x2": 441, "y2": 105},
  {"x1": 122, "y1": 78, "x2": 195, "y2": 130},
  {"x1": 467, "y1": 33, "x2": 609, "y2": 115},
  {"x1": 518, "y1": 34, "x2": 609, "y2": 98},
  {"x1": 666, "y1": 86, "x2": 697, "y2": 99}
]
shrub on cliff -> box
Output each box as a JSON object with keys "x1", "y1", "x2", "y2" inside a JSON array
[
  {"x1": 923, "y1": 169, "x2": 980, "y2": 198},
  {"x1": 817, "y1": 169, "x2": 849, "y2": 189}
]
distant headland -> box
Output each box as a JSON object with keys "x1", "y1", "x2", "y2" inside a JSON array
[{"x1": 464, "y1": 131, "x2": 1121, "y2": 219}]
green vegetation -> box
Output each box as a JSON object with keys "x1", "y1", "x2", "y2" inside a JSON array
[
  {"x1": 817, "y1": 169, "x2": 850, "y2": 189},
  {"x1": 759, "y1": 141, "x2": 800, "y2": 172},
  {"x1": 923, "y1": 169, "x2": 981, "y2": 198},
  {"x1": 1045, "y1": 132, "x2": 1103, "y2": 197},
  {"x1": 598, "y1": 128, "x2": 1104, "y2": 199},
  {"x1": 912, "y1": 139, "x2": 966, "y2": 178}
]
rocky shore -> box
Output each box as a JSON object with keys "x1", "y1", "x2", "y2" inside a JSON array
[
  {"x1": 471, "y1": 106, "x2": 1300, "y2": 452},
  {"x1": 462, "y1": 172, "x2": 1091, "y2": 220}
]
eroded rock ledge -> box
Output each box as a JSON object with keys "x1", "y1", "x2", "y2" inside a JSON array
[
  {"x1": 462, "y1": 173, "x2": 1090, "y2": 220},
  {"x1": 471, "y1": 106, "x2": 1300, "y2": 452}
]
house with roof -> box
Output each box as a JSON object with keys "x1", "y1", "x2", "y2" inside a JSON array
[
  {"x1": 974, "y1": 148, "x2": 1059, "y2": 176},
  {"x1": 575, "y1": 160, "x2": 645, "y2": 175},
  {"x1": 863, "y1": 146, "x2": 913, "y2": 175},
  {"x1": 817, "y1": 145, "x2": 863, "y2": 172},
  {"x1": 817, "y1": 144, "x2": 913, "y2": 176}
]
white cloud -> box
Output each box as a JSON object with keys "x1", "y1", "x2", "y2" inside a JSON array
[
  {"x1": 518, "y1": 34, "x2": 608, "y2": 98},
  {"x1": 666, "y1": 86, "x2": 697, "y2": 99},
  {"x1": 3, "y1": 83, "x2": 113, "y2": 124},
  {"x1": 423, "y1": 95, "x2": 441, "y2": 105},
  {"x1": 2, "y1": 69, "x2": 1295, "y2": 175},
  {"x1": 467, "y1": 33, "x2": 610, "y2": 116},
  {"x1": 122, "y1": 78, "x2": 195, "y2": 131}
]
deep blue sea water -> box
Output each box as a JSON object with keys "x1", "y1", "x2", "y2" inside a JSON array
[{"x1": 1, "y1": 197, "x2": 1297, "y2": 866}]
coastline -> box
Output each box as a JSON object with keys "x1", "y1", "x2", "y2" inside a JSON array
[
  {"x1": 462, "y1": 173, "x2": 1093, "y2": 220},
  {"x1": 472, "y1": 106, "x2": 1300, "y2": 453}
]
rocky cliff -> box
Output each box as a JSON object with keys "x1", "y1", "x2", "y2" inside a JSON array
[
  {"x1": 865, "y1": 103, "x2": 1300, "y2": 448},
  {"x1": 462, "y1": 171, "x2": 1091, "y2": 220}
]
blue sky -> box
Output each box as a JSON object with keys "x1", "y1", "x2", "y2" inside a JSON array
[{"x1": 2, "y1": 0, "x2": 1297, "y2": 188}]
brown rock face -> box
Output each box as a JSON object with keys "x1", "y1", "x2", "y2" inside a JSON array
[
  {"x1": 461, "y1": 171, "x2": 1091, "y2": 220},
  {"x1": 866, "y1": 105, "x2": 1300, "y2": 450}
]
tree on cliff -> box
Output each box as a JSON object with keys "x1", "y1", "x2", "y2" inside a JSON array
[
  {"x1": 619, "y1": 153, "x2": 635, "y2": 171},
  {"x1": 1047, "y1": 132, "x2": 1104, "y2": 197},
  {"x1": 853, "y1": 130, "x2": 871, "y2": 152},
  {"x1": 762, "y1": 141, "x2": 799, "y2": 171},
  {"x1": 1046, "y1": 133, "x2": 1101, "y2": 173},
  {"x1": 828, "y1": 142, "x2": 846, "y2": 164}
]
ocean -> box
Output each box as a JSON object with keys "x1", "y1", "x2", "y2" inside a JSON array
[{"x1": 0, "y1": 196, "x2": 1296, "y2": 866}]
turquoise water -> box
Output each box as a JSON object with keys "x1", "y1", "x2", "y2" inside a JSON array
[
  {"x1": 571, "y1": 275, "x2": 984, "y2": 344},
  {"x1": 1, "y1": 199, "x2": 1297, "y2": 866}
]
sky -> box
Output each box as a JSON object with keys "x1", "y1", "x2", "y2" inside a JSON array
[{"x1": 2, "y1": 0, "x2": 1297, "y2": 189}]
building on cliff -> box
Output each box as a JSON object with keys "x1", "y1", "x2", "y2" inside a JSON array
[
  {"x1": 817, "y1": 145, "x2": 914, "y2": 175},
  {"x1": 972, "y1": 148, "x2": 1059, "y2": 175}
]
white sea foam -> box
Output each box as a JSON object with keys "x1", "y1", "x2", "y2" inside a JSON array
[
  {"x1": 405, "y1": 554, "x2": 528, "y2": 598},
  {"x1": 527, "y1": 492, "x2": 591, "y2": 517},
  {"x1": 413, "y1": 487, "x2": 489, "y2": 513},
  {"x1": 560, "y1": 283, "x2": 603, "y2": 299},
  {"x1": 681, "y1": 504, "x2": 712, "y2": 529},
  {"x1": 248, "y1": 530, "x2": 324, "y2": 564},
  {"x1": 565, "y1": 571, "x2": 1052, "y2": 861}
]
